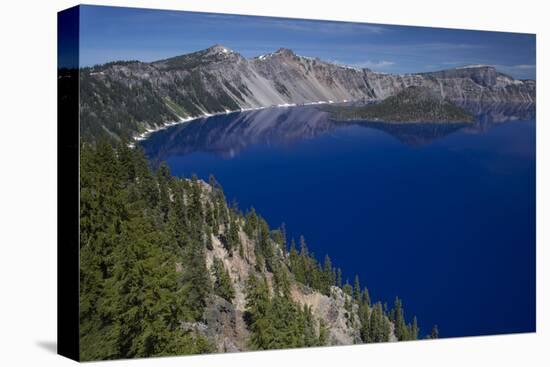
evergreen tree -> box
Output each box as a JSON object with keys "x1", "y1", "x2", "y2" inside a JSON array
[
  {"x1": 318, "y1": 319, "x2": 329, "y2": 346},
  {"x1": 289, "y1": 238, "x2": 304, "y2": 283},
  {"x1": 367, "y1": 302, "x2": 391, "y2": 343},
  {"x1": 272, "y1": 263, "x2": 291, "y2": 297},
  {"x1": 337, "y1": 268, "x2": 343, "y2": 288},
  {"x1": 280, "y1": 222, "x2": 287, "y2": 253},
  {"x1": 430, "y1": 325, "x2": 439, "y2": 339},
  {"x1": 353, "y1": 274, "x2": 361, "y2": 301},
  {"x1": 116, "y1": 142, "x2": 136, "y2": 183},
  {"x1": 134, "y1": 148, "x2": 159, "y2": 209},
  {"x1": 359, "y1": 301, "x2": 370, "y2": 343},
  {"x1": 244, "y1": 208, "x2": 258, "y2": 238},
  {"x1": 156, "y1": 162, "x2": 171, "y2": 221},
  {"x1": 299, "y1": 235, "x2": 309, "y2": 258},
  {"x1": 343, "y1": 281, "x2": 352, "y2": 296},
  {"x1": 211, "y1": 257, "x2": 235, "y2": 302},
  {"x1": 257, "y1": 216, "x2": 274, "y2": 271},
  {"x1": 362, "y1": 287, "x2": 371, "y2": 307},
  {"x1": 181, "y1": 235, "x2": 211, "y2": 321},
  {"x1": 391, "y1": 296, "x2": 408, "y2": 341},
  {"x1": 245, "y1": 274, "x2": 271, "y2": 349},
  {"x1": 238, "y1": 241, "x2": 245, "y2": 259},
  {"x1": 411, "y1": 316, "x2": 419, "y2": 340},
  {"x1": 302, "y1": 305, "x2": 317, "y2": 347},
  {"x1": 110, "y1": 216, "x2": 181, "y2": 357},
  {"x1": 322, "y1": 255, "x2": 334, "y2": 295}
]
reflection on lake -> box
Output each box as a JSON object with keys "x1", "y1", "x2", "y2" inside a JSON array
[{"x1": 142, "y1": 103, "x2": 535, "y2": 162}]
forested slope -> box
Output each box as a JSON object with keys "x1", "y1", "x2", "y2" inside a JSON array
[{"x1": 79, "y1": 143, "x2": 434, "y2": 361}]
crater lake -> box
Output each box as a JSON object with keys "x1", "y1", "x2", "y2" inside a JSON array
[{"x1": 140, "y1": 103, "x2": 536, "y2": 339}]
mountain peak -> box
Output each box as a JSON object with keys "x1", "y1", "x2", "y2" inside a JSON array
[
  {"x1": 206, "y1": 44, "x2": 234, "y2": 55},
  {"x1": 274, "y1": 48, "x2": 296, "y2": 57}
]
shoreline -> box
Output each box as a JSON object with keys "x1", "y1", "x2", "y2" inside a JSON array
[{"x1": 128, "y1": 99, "x2": 351, "y2": 147}]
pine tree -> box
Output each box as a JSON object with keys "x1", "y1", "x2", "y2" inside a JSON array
[
  {"x1": 257, "y1": 216, "x2": 274, "y2": 271},
  {"x1": 238, "y1": 241, "x2": 245, "y2": 259},
  {"x1": 353, "y1": 274, "x2": 361, "y2": 301},
  {"x1": 272, "y1": 263, "x2": 291, "y2": 297},
  {"x1": 299, "y1": 235, "x2": 309, "y2": 258},
  {"x1": 392, "y1": 296, "x2": 408, "y2": 341},
  {"x1": 302, "y1": 305, "x2": 317, "y2": 347},
  {"x1": 244, "y1": 208, "x2": 258, "y2": 238},
  {"x1": 368, "y1": 302, "x2": 390, "y2": 343},
  {"x1": 181, "y1": 236, "x2": 211, "y2": 321},
  {"x1": 156, "y1": 162, "x2": 171, "y2": 221},
  {"x1": 343, "y1": 281, "x2": 352, "y2": 296},
  {"x1": 245, "y1": 274, "x2": 271, "y2": 349},
  {"x1": 318, "y1": 319, "x2": 329, "y2": 346},
  {"x1": 223, "y1": 218, "x2": 240, "y2": 255},
  {"x1": 211, "y1": 257, "x2": 235, "y2": 302},
  {"x1": 108, "y1": 211, "x2": 203, "y2": 357},
  {"x1": 322, "y1": 255, "x2": 334, "y2": 295},
  {"x1": 411, "y1": 316, "x2": 419, "y2": 340},
  {"x1": 280, "y1": 222, "x2": 287, "y2": 253},
  {"x1": 204, "y1": 225, "x2": 213, "y2": 251},
  {"x1": 133, "y1": 147, "x2": 159, "y2": 209},
  {"x1": 289, "y1": 238, "x2": 304, "y2": 283},
  {"x1": 358, "y1": 296, "x2": 371, "y2": 343},
  {"x1": 116, "y1": 142, "x2": 136, "y2": 183},
  {"x1": 208, "y1": 174, "x2": 217, "y2": 192},
  {"x1": 430, "y1": 325, "x2": 439, "y2": 339},
  {"x1": 188, "y1": 175, "x2": 203, "y2": 229}
]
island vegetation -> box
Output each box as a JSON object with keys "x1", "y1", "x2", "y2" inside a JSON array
[{"x1": 324, "y1": 86, "x2": 475, "y2": 123}]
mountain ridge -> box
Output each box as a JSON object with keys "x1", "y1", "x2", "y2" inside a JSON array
[{"x1": 79, "y1": 44, "x2": 536, "y2": 143}]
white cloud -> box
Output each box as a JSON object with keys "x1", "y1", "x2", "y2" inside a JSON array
[
  {"x1": 491, "y1": 64, "x2": 536, "y2": 79},
  {"x1": 423, "y1": 62, "x2": 536, "y2": 79},
  {"x1": 268, "y1": 19, "x2": 388, "y2": 34},
  {"x1": 331, "y1": 59, "x2": 395, "y2": 70},
  {"x1": 512, "y1": 64, "x2": 536, "y2": 69},
  {"x1": 362, "y1": 60, "x2": 396, "y2": 68}
]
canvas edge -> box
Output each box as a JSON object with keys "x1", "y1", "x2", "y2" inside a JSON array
[{"x1": 57, "y1": 4, "x2": 81, "y2": 362}]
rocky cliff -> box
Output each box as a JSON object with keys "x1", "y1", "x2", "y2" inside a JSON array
[
  {"x1": 79, "y1": 44, "x2": 535, "y2": 143},
  {"x1": 199, "y1": 218, "x2": 391, "y2": 352}
]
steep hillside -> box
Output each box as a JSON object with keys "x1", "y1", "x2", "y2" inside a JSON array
[
  {"x1": 79, "y1": 143, "x2": 427, "y2": 361},
  {"x1": 79, "y1": 45, "x2": 535, "y2": 143}
]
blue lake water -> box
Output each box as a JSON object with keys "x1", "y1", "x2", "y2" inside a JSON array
[{"x1": 141, "y1": 104, "x2": 536, "y2": 339}]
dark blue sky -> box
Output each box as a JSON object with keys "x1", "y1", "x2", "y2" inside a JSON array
[{"x1": 79, "y1": 5, "x2": 536, "y2": 79}]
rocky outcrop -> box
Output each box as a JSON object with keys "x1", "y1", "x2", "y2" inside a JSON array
[
  {"x1": 80, "y1": 45, "x2": 535, "y2": 143},
  {"x1": 199, "y1": 210, "x2": 388, "y2": 352},
  {"x1": 290, "y1": 284, "x2": 362, "y2": 345},
  {"x1": 202, "y1": 295, "x2": 250, "y2": 352}
]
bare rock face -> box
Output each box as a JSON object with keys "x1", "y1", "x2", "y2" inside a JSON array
[
  {"x1": 203, "y1": 295, "x2": 249, "y2": 352},
  {"x1": 80, "y1": 45, "x2": 535, "y2": 143},
  {"x1": 290, "y1": 284, "x2": 363, "y2": 345},
  {"x1": 202, "y1": 217, "x2": 388, "y2": 350}
]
